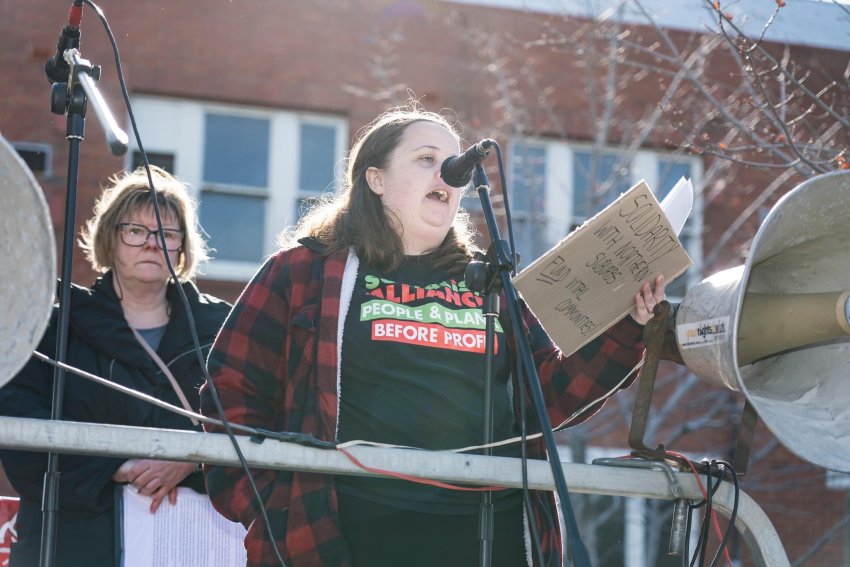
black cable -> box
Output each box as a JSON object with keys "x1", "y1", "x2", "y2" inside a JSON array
[
  {"x1": 491, "y1": 144, "x2": 518, "y2": 274},
  {"x1": 682, "y1": 504, "x2": 693, "y2": 567},
  {"x1": 83, "y1": 2, "x2": 287, "y2": 564},
  {"x1": 514, "y1": 354, "x2": 547, "y2": 565},
  {"x1": 706, "y1": 463, "x2": 726, "y2": 565},
  {"x1": 496, "y1": 288, "x2": 557, "y2": 564},
  {"x1": 490, "y1": 164, "x2": 557, "y2": 565},
  {"x1": 689, "y1": 515, "x2": 706, "y2": 567},
  {"x1": 698, "y1": 461, "x2": 715, "y2": 567},
  {"x1": 688, "y1": 498, "x2": 704, "y2": 567},
  {"x1": 33, "y1": 350, "x2": 336, "y2": 449},
  {"x1": 688, "y1": 458, "x2": 730, "y2": 567},
  {"x1": 689, "y1": 461, "x2": 713, "y2": 567},
  {"x1": 682, "y1": 460, "x2": 719, "y2": 567},
  {"x1": 708, "y1": 460, "x2": 739, "y2": 567}
]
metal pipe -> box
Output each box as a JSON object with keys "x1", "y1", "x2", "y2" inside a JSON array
[{"x1": 0, "y1": 416, "x2": 788, "y2": 567}]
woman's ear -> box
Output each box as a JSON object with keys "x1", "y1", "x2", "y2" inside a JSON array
[{"x1": 365, "y1": 166, "x2": 384, "y2": 196}]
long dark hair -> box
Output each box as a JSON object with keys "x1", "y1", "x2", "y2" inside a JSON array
[{"x1": 281, "y1": 102, "x2": 480, "y2": 273}]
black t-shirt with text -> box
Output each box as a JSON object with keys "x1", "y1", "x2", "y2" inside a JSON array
[{"x1": 337, "y1": 255, "x2": 521, "y2": 514}]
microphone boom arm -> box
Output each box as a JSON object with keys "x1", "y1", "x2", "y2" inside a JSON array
[{"x1": 62, "y1": 50, "x2": 129, "y2": 155}]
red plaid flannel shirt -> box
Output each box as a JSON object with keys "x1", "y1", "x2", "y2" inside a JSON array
[{"x1": 201, "y1": 240, "x2": 645, "y2": 567}]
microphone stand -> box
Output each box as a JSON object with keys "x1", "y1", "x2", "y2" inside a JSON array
[
  {"x1": 466, "y1": 245, "x2": 501, "y2": 567},
  {"x1": 469, "y1": 163, "x2": 590, "y2": 566},
  {"x1": 466, "y1": 164, "x2": 513, "y2": 567},
  {"x1": 41, "y1": 47, "x2": 128, "y2": 567}
]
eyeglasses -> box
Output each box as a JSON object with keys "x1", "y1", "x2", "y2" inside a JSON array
[{"x1": 117, "y1": 222, "x2": 184, "y2": 251}]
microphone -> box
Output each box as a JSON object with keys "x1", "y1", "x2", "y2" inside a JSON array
[
  {"x1": 45, "y1": 0, "x2": 85, "y2": 84},
  {"x1": 440, "y1": 139, "x2": 495, "y2": 188}
]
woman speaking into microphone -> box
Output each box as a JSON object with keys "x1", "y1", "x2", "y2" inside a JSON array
[{"x1": 201, "y1": 101, "x2": 664, "y2": 567}]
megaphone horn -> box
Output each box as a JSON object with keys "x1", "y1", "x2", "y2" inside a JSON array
[
  {"x1": 0, "y1": 135, "x2": 56, "y2": 386},
  {"x1": 671, "y1": 170, "x2": 850, "y2": 473}
]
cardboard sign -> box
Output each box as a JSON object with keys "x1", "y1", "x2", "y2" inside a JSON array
[{"x1": 513, "y1": 180, "x2": 692, "y2": 357}]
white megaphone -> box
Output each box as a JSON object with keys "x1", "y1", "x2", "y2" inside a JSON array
[
  {"x1": 671, "y1": 170, "x2": 850, "y2": 473},
  {"x1": 0, "y1": 135, "x2": 56, "y2": 386}
]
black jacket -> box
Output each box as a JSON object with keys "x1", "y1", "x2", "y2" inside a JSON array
[{"x1": 0, "y1": 272, "x2": 230, "y2": 565}]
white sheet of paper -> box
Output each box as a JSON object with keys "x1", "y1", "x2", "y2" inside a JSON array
[
  {"x1": 659, "y1": 176, "x2": 694, "y2": 236},
  {"x1": 121, "y1": 485, "x2": 247, "y2": 567}
]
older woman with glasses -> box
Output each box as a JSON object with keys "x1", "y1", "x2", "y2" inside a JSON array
[{"x1": 0, "y1": 166, "x2": 231, "y2": 567}]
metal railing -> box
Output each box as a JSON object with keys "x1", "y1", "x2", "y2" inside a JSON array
[{"x1": 0, "y1": 416, "x2": 789, "y2": 566}]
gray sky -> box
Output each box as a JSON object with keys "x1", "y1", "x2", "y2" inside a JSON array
[{"x1": 444, "y1": 0, "x2": 850, "y2": 51}]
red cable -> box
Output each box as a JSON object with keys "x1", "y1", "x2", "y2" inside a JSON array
[
  {"x1": 666, "y1": 450, "x2": 733, "y2": 567},
  {"x1": 337, "y1": 447, "x2": 507, "y2": 492},
  {"x1": 68, "y1": 2, "x2": 84, "y2": 28}
]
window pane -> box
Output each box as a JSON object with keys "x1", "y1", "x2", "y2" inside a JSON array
[
  {"x1": 510, "y1": 142, "x2": 546, "y2": 213},
  {"x1": 645, "y1": 500, "x2": 682, "y2": 567},
  {"x1": 200, "y1": 192, "x2": 266, "y2": 262},
  {"x1": 573, "y1": 494, "x2": 626, "y2": 567},
  {"x1": 14, "y1": 143, "x2": 51, "y2": 175},
  {"x1": 460, "y1": 196, "x2": 480, "y2": 212},
  {"x1": 293, "y1": 195, "x2": 324, "y2": 224},
  {"x1": 509, "y1": 141, "x2": 548, "y2": 263},
  {"x1": 657, "y1": 160, "x2": 692, "y2": 201},
  {"x1": 512, "y1": 218, "x2": 539, "y2": 265},
  {"x1": 299, "y1": 123, "x2": 337, "y2": 193},
  {"x1": 573, "y1": 151, "x2": 630, "y2": 220},
  {"x1": 461, "y1": 185, "x2": 482, "y2": 212},
  {"x1": 203, "y1": 114, "x2": 269, "y2": 188},
  {"x1": 131, "y1": 151, "x2": 175, "y2": 174},
  {"x1": 573, "y1": 494, "x2": 686, "y2": 566}
]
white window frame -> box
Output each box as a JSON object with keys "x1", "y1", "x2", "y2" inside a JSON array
[
  {"x1": 294, "y1": 116, "x2": 349, "y2": 218},
  {"x1": 127, "y1": 95, "x2": 347, "y2": 281}
]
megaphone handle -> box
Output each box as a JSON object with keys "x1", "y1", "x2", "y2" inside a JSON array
[
  {"x1": 628, "y1": 301, "x2": 671, "y2": 454},
  {"x1": 732, "y1": 400, "x2": 758, "y2": 475}
]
